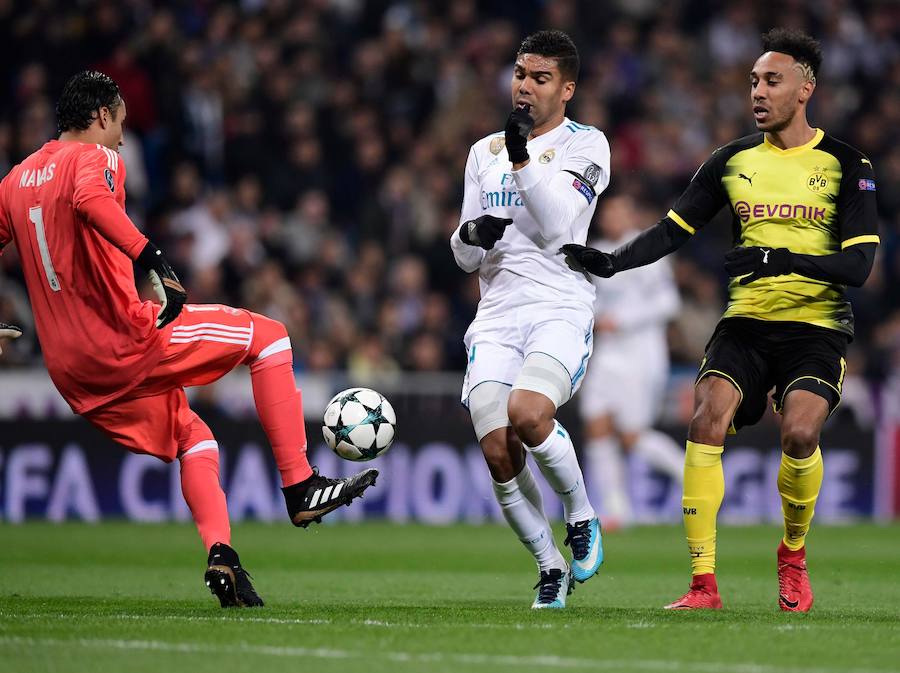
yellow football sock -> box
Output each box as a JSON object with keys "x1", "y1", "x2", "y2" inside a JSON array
[
  {"x1": 682, "y1": 441, "x2": 725, "y2": 576},
  {"x1": 777, "y1": 447, "x2": 823, "y2": 551}
]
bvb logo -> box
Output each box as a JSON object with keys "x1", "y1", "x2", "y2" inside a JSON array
[{"x1": 807, "y1": 170, "x2": 828, "y2": 193}]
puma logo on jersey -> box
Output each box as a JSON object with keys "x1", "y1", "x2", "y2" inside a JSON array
[
  {"x1": 761, "y1": 248, "x2": 771, "y2": 264},
  {"x1": 19, "y1": 163, "x2": 56, "y2": 188},
  {"x1": 738, "y1": 172, "x2": 757, "y2": 186}
]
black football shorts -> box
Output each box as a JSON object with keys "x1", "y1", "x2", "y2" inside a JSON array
[{"x1": 696, "y1": 317, "x2": 847, "y2": 430}]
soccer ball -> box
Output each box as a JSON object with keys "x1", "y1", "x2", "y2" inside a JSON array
[{"x1": 322, "y1": 387, "x2": 396, "y2": 461}]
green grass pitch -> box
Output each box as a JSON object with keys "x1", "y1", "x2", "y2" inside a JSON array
[{"x1": 1, "y1": 522, "x2": 898, "y2": 673}]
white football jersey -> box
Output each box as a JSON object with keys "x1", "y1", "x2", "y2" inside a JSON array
[
  {"x1": 591, "y1": 232, "x2": 680, "y2": 368},
  {"x1": 451, "y1": 118, "x2": 611, "y2": 318}
]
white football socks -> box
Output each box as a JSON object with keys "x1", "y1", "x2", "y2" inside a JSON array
[
  {"x1": 586, "y1": 436, "x2": 632, "y2": 525},
  {"x1": 492, "y1": 465, "x2": 566, "y2": 571},
  {"x1": 525, "y1": 421, "x2": 595, "y2": 524},
  {"x1": 635, "y1": 429, "x2": 684, "y2": 482}
]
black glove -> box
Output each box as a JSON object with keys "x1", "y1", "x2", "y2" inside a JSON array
[
  {"x1": 504, "y1": 106, "x2": 534, "y2": 164},
  {"x1": 560, "y1": 244, "x2": 616, "y2": 278},
  {"x1": 136, "y1": 241, "x2": 187, "y2": 329},
  {"x1": 459, "y1": 215, "x2": 513, "y2": 250},
  {"x1": 724, "y1": 246, "x2": 795, "y2": 285},
  {"x1": 0, "y1": 322, "x2": 22, "y2": 355}
]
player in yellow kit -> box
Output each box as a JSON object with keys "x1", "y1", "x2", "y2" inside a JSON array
[{"x1": 562, "y1": 28, "x2": 878, "y2": 611}]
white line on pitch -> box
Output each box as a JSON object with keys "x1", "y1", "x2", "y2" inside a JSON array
[
  {"x1": 0, "y1": 611, "x2": 569, "y2": 631},
  {"x1": 0, "y1": 610, "x2": 880, "y2": 633},
  {"x1": 0, "y1": 610, "x2": 876, "y2": 633},
  {"x1": 0, "y1": 636, "x2": 895, "y2": 673}
]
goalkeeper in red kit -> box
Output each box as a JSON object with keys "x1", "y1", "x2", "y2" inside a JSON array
[{"x1": 0, "y1": 71, "x2": 377, "y2": 608}]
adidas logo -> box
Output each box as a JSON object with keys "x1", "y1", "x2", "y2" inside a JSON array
[{"x1": 307, "y1": 482, "x2": 345, "y2": 508}]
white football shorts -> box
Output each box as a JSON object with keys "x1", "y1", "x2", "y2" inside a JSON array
[
  {"x1": 461, "y1": 302, "x2": 593, "y2": 408},
  {"x1": 577, "y1": 345, "x2": 668, "y2": 433}
]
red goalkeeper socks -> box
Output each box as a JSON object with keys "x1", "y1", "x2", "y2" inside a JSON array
[
  {"x1": 180, "y1": 449, "x2": 230, "y2": 550},
  {"x1": 249, "y1": 350, "x2": 314, "y2": 487}
]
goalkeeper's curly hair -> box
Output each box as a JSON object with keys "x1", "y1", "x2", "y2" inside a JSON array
[
  {"x1": 761, "y1": 28, "x2": 823, "y2": 81},
  {"x1": 517, "y1": 30, "x2": 579, "y2": 82},
  {"x1": 56, "y1": 71, "x2": 122, "y2": 135}
]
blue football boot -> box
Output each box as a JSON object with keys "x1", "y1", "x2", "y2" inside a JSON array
[
  {"x1": 565, "y1": 517, "x2": 604, "y2": 582},
  {"x1": 531, "y1": 565, "x2": 574, "y2": 609}
]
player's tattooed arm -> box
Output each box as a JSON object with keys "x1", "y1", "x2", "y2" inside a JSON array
[
  {"x1": 136, "y1": 242, "x2": 187, "y2": 329},
  {"x1": 560, "y1": 217, "x2": 691, "y2": 278}
]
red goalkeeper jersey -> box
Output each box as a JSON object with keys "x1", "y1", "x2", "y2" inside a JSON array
[{"x1": 0, "y1": 140, "x2": 166, "y2": 413}]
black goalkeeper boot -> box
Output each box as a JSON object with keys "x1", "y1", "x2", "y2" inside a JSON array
[
  {"x1": 282, "y1": 467, "x2": 378, "y2": 528},
  {"x1": 205, "y1": 542, "x2": 264, "y2": 608}
]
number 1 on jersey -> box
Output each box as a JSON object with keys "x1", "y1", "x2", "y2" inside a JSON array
[{"x1": 28, "y1": 206, "x2": 61, "y2": 291}]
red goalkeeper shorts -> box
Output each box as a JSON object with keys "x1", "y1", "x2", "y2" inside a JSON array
[{"x1": 83, "y1": 304, "x2": 256, "y2": 461}]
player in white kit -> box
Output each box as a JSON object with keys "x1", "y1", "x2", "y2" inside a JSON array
[
  {"x1": 450, "y1": 31, "x2": 610, "y2": 608},
  {"x1": 578, "y1": 195, "x2": 684, "y2": 528}
]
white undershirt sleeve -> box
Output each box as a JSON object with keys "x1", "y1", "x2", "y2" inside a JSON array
[
  {"x1": 512, "y1": 131, "x2": 610, "y2": 246},
  {"x1": 450, "y1": 146, "x2": 486, "y2": 273}
]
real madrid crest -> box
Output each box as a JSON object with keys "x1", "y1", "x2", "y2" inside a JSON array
[
  {"x1": 489, "y1": 136, "x2": 505, "y2": 155},
  {"x1": 807, "y1": 167, "x2": 828, "y2": 193},
  {"x1": 539, "y1": 149, "x2": 556, "y2": 164}
]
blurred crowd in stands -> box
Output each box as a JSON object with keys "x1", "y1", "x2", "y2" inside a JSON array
[{"x1": 1, "y1": 0, "x2": 899, "y2": 408}]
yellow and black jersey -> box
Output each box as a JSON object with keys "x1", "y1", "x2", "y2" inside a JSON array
[{"x1": 668, "y1": 128, "x2": 878, "y2": 336}]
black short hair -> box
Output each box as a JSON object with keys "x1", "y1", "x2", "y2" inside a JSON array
[
  {"x1": 761, "y1": 28, "x2": 823, "y2": 80},
  {"x1": 517, "y1": 30, "x2": 579, "y2": 82},
  {"x1": 56, "y1": 71, "x2": 122, "y2": 134}
]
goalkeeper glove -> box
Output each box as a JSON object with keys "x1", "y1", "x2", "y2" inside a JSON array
[
  {"x1": 0, "y1": 322, "x2": 22, "y2": 355},
  {"x1": 459, "y1": 215, "x2": 513, "y2": 250},
  {"x1": 560, "y1": 244, "x2": 616, "y2": 278},
  {"x1": 504, "y1": 105, "x2": 534, "y2": 164},
  {"x1": 137, "y1": 241, "x2": 187, "y2": 329},
  {"x1": 724, "y1": 246, "x2": 794, "y2": 285}
]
